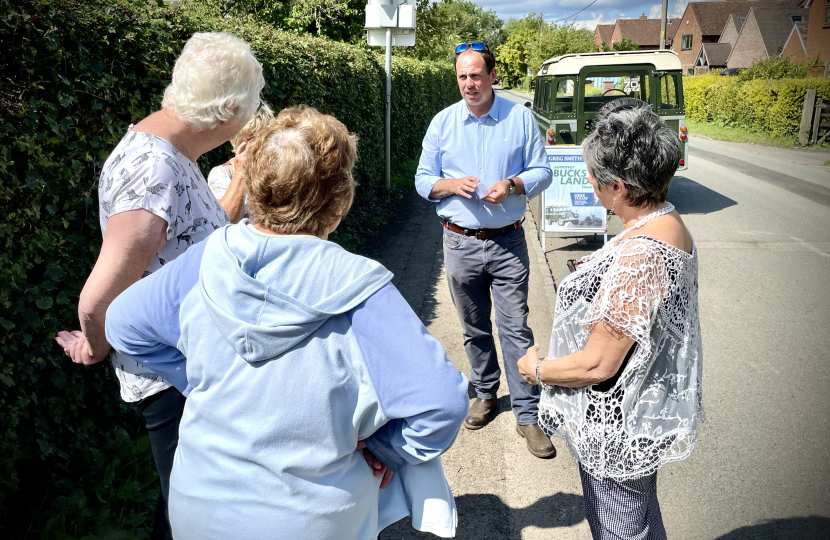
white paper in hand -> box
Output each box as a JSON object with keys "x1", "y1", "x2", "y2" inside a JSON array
[{"x1": 475, "y1": 182, "x2": 490, "y2": 199}]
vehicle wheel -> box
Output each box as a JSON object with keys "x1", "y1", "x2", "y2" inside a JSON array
[{"x1": 557, "y1": 218, "x2": 565, "y2": 226}]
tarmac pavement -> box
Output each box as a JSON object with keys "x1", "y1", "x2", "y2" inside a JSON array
[{"x1": 367, "y1": 91, "x2": 830, "y2": 539}]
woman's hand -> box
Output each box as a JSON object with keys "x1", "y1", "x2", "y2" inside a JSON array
[
  {"x1": 356, "y1": 441, "x2": 394, "y2": 489},
  {"x1": 55, "y1": 330, "x2": 105, "y2": 365},
  {"x1": 517, "y1": 344, "x2": 541, "y2": 385},
  {"x1": 230, "y1": 139, "x2": 248, "y2": 171}
]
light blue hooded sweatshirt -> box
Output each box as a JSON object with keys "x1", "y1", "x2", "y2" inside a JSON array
[{"x1": 105, "y1": 222, "x2": 469, "y2": 539}]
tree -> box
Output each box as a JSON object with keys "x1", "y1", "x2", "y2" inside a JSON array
[
  {"x1": 610, "y1": 37, "x2": 638, "y2": 51},
  {"x1": 497, "y1": 15, "x2": 597, "y2": 86},
  {"x1": 527, "y1": 22, "x2": 596, "y2": 75},
  {"x1": 400, "y1": 0, "x2": 504, "y2": 63},
  {"x1": 494, "y1": 13, "x2": 537, "y2": 86},
  {"x1": 182, "y1": 0, "x2": 365, "y2": 42}
]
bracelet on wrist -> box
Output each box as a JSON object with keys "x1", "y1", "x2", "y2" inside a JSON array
[{"x1": 535, "y1": 358, "x2": 553, "y2": 391}]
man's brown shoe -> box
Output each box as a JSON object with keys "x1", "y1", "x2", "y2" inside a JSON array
[
  {"x1": 463, "y1": 397, "x2": 498, "y2": 430},
  {"x1": 516, "y1": 424, "x2": 556, "y2": 458}
]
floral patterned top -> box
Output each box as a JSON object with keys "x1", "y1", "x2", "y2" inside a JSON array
[
  {"x1": 539, "y1": 203, "x2": 704, "y2": 481},
  {"x1": 98, "y1": 128, "x2": 229, "y2": 402}
]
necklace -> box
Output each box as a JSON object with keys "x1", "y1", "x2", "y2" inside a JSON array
[
  {"x1": 620, "y1": 203, "x2": 673, "y2": 236},
  {"x1": 579, "y1": 203, "x2": 675, "y2": 266}
]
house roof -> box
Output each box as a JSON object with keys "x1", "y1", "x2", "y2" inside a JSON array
[
  {"x1": 726, "y1": 13, "x2": 747, "y2": 34},
  {"x1": 666, "y1": 18, "x2": 682, "y2": 41},
  {"x1": 779, "y1": 19, "x2": 809, "y2": 55},
  {"x1": 700, "y1": 42, "x2": 733, "y2": 66},
  {"x1": 614, "y1": 18, "x2": 681, "y2": 47},
  {"x1": 689, "y1": 1, "x2": 753, "y2": 35},
  {"x1": 595, "y1": 24, "x2": 615, "y2": 45},
  {"x1": 750, "y1": 7, "x2": 810, "y2": 56}
]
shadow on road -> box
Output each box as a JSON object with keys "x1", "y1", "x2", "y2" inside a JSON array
[
  {"x1": 380, "y1": 492, "x2": 585, "y2": 539},
  {"x1": 713, "y1": 516, "x2": 830, "y2": 540},
  {"x1": 670, "y1": 176, "x2": 737, "y2": 215},
  {"x1": 358, "y1": 190, "x2": 444, "y2": 326}
]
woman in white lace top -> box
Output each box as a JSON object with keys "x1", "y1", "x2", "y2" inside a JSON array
[{"x1": 518, "y1": 104, "x2": 703, "y2": 540}]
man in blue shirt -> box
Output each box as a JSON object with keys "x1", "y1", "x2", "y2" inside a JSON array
[{"x1": 415, "y1": 43, "x2": 554, "y2": 458}]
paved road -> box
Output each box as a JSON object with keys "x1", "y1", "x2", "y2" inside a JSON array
[{"x1": 367, "y1": 90, "x2": 830, "y2": 539}]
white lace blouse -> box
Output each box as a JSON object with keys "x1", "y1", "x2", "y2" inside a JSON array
[{"x1": 539, "y1": 203, "x2": 704, "y2": 481}]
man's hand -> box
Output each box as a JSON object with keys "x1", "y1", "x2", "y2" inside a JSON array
[
  {"x1": 429, "y1": 176, "x2": 480, "y2": 199},
  {"x1": 56, "y1": 330, "x2": 106, "y2": 366},
  {"x1": 356, "y1": 440, "x2": 394, "y2": 489},
  {"x1": 517, "y1": 344, "x2": 541, "y2": 385},
  {"x1": 482, "y1": 179, "x2": 510, "y2": 205}
]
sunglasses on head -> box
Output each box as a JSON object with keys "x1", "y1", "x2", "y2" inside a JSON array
[
  {"x1": 455, "y1": 42, "x2": 487, "y2": 54},
  {"x1": 255, "y1": 99, "x2": 264, "y2": 114}
]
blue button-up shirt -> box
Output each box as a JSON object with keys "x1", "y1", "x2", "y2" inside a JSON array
[{"x1": 415, "y1": 95, "x2": 552, "y2": 229}]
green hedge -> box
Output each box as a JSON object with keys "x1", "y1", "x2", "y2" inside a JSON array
[
  {"x1": 684, "y1": 74, "x2": 830, "y2": 139},
  {"x1": 0, "y1": 0, "x2": 455, "y2": 537}
]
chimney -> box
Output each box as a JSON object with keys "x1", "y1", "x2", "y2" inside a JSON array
[{"x1": 639, "y1": 13, "x2": 647, "y2": 19}]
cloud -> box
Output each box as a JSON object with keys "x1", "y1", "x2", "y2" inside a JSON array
[
  {"x1": 647, "y1": 0, "x2": 686, "y2": 20},
  {"x1": 474, "y1": 0, "x2": 696, "y2": 29}
]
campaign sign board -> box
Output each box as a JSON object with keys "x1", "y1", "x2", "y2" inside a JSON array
[{"x1": 542, "y1": 146, "x2": 606, "y2": 233}]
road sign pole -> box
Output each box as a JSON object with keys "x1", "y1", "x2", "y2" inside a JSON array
[
  {"x1": 385, "y1": 27, "x2": 392, "y2": 191},
  {"x1": 366, "y1": 0, "x2": 416, "y2": 189}
]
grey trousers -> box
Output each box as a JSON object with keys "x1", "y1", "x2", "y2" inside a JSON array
[
  {"x1": 442, "y1": 225, "x2": 539, "y2": 424},
  {"x1": 579, "y1": 464, "x2": 667, "y2": 540}
]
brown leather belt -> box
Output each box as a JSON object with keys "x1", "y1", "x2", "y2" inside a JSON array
[{"x1": 443, "y1": 219, "x2": 522, "y2": 240}]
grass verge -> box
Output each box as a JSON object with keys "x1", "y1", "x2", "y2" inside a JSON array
[{"x1": 686, "y1": 118, "x2": 801, "y2": 148}]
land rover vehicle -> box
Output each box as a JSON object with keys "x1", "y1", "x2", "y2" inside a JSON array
[
  {"x1": 545, "y1": 205, "x2": 580, "y2": 227},
  {"x1": 528, "y1": 50, "x2": 688, "y2": 171}
]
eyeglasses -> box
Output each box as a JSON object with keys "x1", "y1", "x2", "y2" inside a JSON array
[
  {"x1": 455, "y1": 42, "x2": 487, "y2": 54},
  {"x1": 255, "y1": 99, "x2": 264, "y2": 114}
]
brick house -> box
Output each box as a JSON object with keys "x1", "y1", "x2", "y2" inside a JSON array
[
  {"x1": 672, "y1": 1, "x2": 753, "y2": 74},
  {"x1": 694, "y1": 43, "x2": 734, "y2": 72},
  {"x1": 594, "y1": 24, "x2": 615, "y2": 49},
  {"x1": 726, "y1": 7, "x2": 810, "y2": 68},
  {"x1": 720, "y1": 13, "x2": 749, "y2": 46},
  {"x1": 608, "y1": 15, "x2": 682, "y2": 50},
  {"x1": 803, "y1": 0, "x2": 830, "y2": 68},
  {"x1": 693, "y1": 13, "x2": 748, "y2": 74},
  {"x1": 780, "y1": 20, "x2": 810, "y2": 60}
]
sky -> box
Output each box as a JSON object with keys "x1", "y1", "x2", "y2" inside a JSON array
[{"x1": 475, "y1": 0, "x2": 694, "y2": 30}]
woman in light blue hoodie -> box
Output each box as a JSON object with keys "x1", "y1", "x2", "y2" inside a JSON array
[{"x1": 104, "y1": 106, "x2": 469, "y2": 539}]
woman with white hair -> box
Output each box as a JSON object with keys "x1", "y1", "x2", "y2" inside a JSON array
[
  {"x1": 55, "y1": 32, "x2": 264, "y2": 540},
  {"x1": 518, "y1": 103, "x2": 703, "y2": 540},
  {"x1": 103, "y1": 105, "x2": 468, "y2": 539}
]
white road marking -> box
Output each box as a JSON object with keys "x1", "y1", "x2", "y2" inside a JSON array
[{"x1": 790, "y1": 237, "x2": 830, "y2": 259}]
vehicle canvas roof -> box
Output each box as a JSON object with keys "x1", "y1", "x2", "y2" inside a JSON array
[{"x1": 537, "y1": 50, "x2": 682, "y2": 76}]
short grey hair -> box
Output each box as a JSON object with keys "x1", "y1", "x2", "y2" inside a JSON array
[
  {"x1": 582, "y1": 105, "x2": 681, "y2": 208},
  {"x1": 162, "y1": 32, "x2": 265, "y2": 131}
]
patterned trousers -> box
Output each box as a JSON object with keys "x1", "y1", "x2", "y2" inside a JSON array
[{"x1": 579, "y1": 464, "x2": 667, "y2": 540}]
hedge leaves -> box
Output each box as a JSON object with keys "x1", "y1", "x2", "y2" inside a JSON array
[{"x1": 0, "y1": 0, "x2": 456, "y2": 536}]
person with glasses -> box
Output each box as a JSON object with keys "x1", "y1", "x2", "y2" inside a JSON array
[{"x1": 415, "y1": 42, "x2": 554, "y2": 458}]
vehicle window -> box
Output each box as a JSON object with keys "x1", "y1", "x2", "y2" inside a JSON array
[
  {"x1": 554, "y1": 78, "x2": 575, "y2": 113},
  {"x1": 660, "y1": 75, "x2": 680, "y2": 109},
  {"x1": 582, "y1": 72, "x2": 649, "y2": 112}
]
